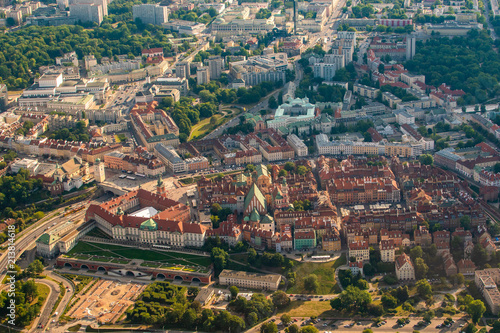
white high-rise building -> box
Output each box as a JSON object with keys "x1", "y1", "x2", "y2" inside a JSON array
[
  {"x1": 175, "y1": 62, "x2": 190, "y2": 80},
  {"x1": 94, "y1": 158, "x2": 105, "y2": 183},
  {"x1": 196, "y1": 67, "x2": 210, "y2": 85},
  {"x1": 70, "y1": 3, "x2": 103, "y2": 24},
  {"x1": 208, "y1": 56, "x2": 224, "y2": 79},
  {"x1": 132, "y1": 4, "x2": 168, "y2": 25},
  {"x1": 69, "y1": 0, "x2": 107, "y2": 16}
]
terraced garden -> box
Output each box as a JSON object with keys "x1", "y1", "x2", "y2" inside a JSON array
[{"x1": 65, "y1": 241, "x2": 211, "y2": 273}]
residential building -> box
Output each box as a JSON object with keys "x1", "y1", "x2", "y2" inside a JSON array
[
  {"x1": 294, "y1": 230, "x2": 316, "y2": 250},
  {"x1": 208, "y1": 56, "x2": 224, "y2": 79},
  {"x1": 287, "y1": 134, "x2": 308, "y2": 156},
  {"x1": 322, "y1": 231, "x2": 341, "y2": 251},
  {"x1": 196, "y1": 67, "x2": 210, "y2": 85},
  {"x1": 176, "y1": 62, "x2": 190, "y2": 80},
  {"x1": 475, "y1": 269, "x2": 500, "y2": 315},
  {"x1": 132, "y1": 4, "x2": 168, "y2": 25},
  {"x1": 218, "y1": 269, "x2": 281, "y2": 291},
  {"x1": 348, "y1": 240, "x2": 369, "y2": 261},
  {"x1": 353, "y1": 83, "x2": 379, "y2": 99},
  {"x1": 154, "y1": 143, "x2": 187, "y2": 173},
  {"x1": 69, "y1": 3, "x2": 103, "y2": 24},
  {"x1": 380, "y1": 239, "x2": 396, "y2": 262},
  {"x1": 395, "y1": 253, "x2": 415, "y2": 280}
]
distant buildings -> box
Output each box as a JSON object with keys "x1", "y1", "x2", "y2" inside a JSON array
[
  {"x1": 132, "y1": 4, "x2": 168, "y2": 25},
  {"x1": 69, "y1": 3, "x2": 103, "y2": 24},
  {"x1": 229, "y1": 53, "x2": 288, "y2": 87},
  {"x1": 267, "y1": 97, "x2": 317, "y2": 129}
]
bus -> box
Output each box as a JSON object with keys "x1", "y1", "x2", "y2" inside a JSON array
[
  {"x1": 134, "y1": 172, "x2": 146, "y2": 178},
  {"x1": 126, "y1": 176, "x2": 136, "y2": 180},
  {"x1": 153, "y1": 244, "x2": 171, "y2": 250},
  {"x1": 119, "y1": 174, "x2": 127, "y2": 179}
]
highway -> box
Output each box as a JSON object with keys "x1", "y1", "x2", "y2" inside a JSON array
[{"x1": 0, "y1": 205, "x2": 89, "y2": 332}]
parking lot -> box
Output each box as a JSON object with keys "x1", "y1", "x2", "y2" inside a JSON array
[{"x1": 285, "y1": 317, "x2": 470, "y2": 333}]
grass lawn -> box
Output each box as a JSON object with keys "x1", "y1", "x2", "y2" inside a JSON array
[
  {"x1": 68, "y1": 241, "x2": 211, "y2": 267},
  {"x1": 36, "y1": 283, "x2": 51, "y2": 302},
  {"x1": 278, "y1": 301, "x2": 336, "y2": 318},
  {"x1": 287, "y1": 254, "x2": 346, "y2": 295},
  {"x1": 189, "y1": 114, "x2": 222, "y2": 141}
]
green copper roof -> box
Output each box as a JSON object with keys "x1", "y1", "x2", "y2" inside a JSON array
[
  {"x1": 261, "y1": 214, "x2": 274, "y2": 224},
  {"x1": 250, "y1": 208, "x2": 260, "y2": 222},
  {"x1": 244, "y1": 183, "x2": 266, "y2": 212},
  {"x1": 140, "y1": 218, "x2": 158, "y2": 231},
  {"x1": 37, "y1": 233, "x2": 59, "y2": 245}
]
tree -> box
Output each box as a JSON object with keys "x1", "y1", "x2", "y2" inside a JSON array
[
  {"x1": 272, "y1": 291, "x2": 291, "y2": 309},
  {"x1": 460, "y1": 216, "x2": 472, "y2": 230},
  {"x1": 248, "y1": 248, "x2": 258, "y2": 265},
  {"x1": 246, "y1": 164, "x2": 256, "y2": 172},
  {"x1": 467, "y1": 299, "x2": 486, "y2": 324},
  {"x1": 304, "y1": 274, "x2": 319, "y2": 292},
  {"x1": 419, "y1": 154, "x2": 433, "y2": 165},
  {"x1": 299, "y1": 326, "x2": 319, "y2": 333},
  {"x1": 381, "y1": 294, "x2": 398, "y2": 309},
  {"x1": 410, "y1": 246, "x2": 423, "y2": 261},
  {"x1": 472, "y1": 243, "x2": 488, "y2": 267},
  {"x1": 229, "y1": 286, "x2": 239, "y2": 299},
  {"x1": 211, "y1": 247, "x2": 229, "y2": 276},
  {"x1": 279, "y1": 169, "x2": 288, "y2": 177},
  {"x1": 284, "y1": 162, "x2": 295, "y2": 172},
  {"x1": 415, "y1": 258, "x2": 429, "y2": 279},
  {"x1": 416, "y1": 279, "x2": 433, "y2": 299},
  {"x1": 330, "y1": 286, "x2": 372, "y2": 313},
  {"x1": 395, "y1": 285, "x2": 409, "y2": 303},
  {"x1": 297, "y1": 166, "x2": 308, "y2": 175},
  {"x1": 269, "y1": 96, "x2": 278, "y2": 109},
  {"x1": 211, "y1": 203, "x2": 222, "y2": 215},
  {"x1": 286, "y1": 324, "x2": 299, "y2": 333},
  {"x1": 25, "y1": 259, "x2": 44, "y2": 277},
  {"x1": 261, "y1": 321, "x2": 278, "y2": 333},
  {"x1": 280, "y1": 314, "x2": 292, "y2": 326},
  {"x1": 22, "y1": 280, "x2": 38, "y2": 302}
]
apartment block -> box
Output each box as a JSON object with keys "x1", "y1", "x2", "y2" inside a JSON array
[{"x1": 133, "y1": 4, "x2": 168, "y2": 25}]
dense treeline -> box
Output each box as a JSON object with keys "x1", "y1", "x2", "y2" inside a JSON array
[
  {"x1": 0, "y1": 280, "x2": 43, "y2": 327},
  {"x1": 127, "y1": 282, "x2": 250, "y2": 332},
  {"x1": 405, "y1": 30, "x2": 500, "y2": 105},
  {"x1": 46, "y1": 120, "x2": 90, "y2": 142},
  {"x1": 0, "y1": 169, "x2": 43, "y2": 211},
  {"x1": 0, "y1": 23, "x2": 175, "y2": 89}
]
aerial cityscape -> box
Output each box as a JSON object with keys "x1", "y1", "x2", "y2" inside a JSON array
[{"x1": 2, "y1": 0, "x2": 500, "y2": 331}]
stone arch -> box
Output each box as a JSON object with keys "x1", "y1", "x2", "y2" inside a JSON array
[
  {"x1": 97, "y1": 266, "x2": 106, "y2": 272},
  {"x1": 157, "y1": 273, "x2": 166, "y2": 279},
  {"x1": 125, "y1": 271, "x2": 135, "y2": 277},
  {"x1": 80, "y1": 264, "x2": 89, "y2": 270},
  {"x1": 64, "y1": 263, "x2": 73, "y2": 268},
  {"x1": 192, "y1": 277, "x2": 201, "y2": 283},
  {"x1": 174, "y1": 275, "x2": 183, "y2": 281}
]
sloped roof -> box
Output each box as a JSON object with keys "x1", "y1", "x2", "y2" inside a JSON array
[
  {"x1": 140, "y1": 218, "x2": 158, "y2": 231},
  {"x1": 244, "y1": 183, "x2": 266, "y2": 212},
  {"x1": 250, "y1": 208, "x2": 260, "y2": 222}
]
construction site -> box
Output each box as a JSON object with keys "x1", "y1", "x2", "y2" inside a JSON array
[{"x1": 67, "y1": 280, "x2": 146, "y2": 324}]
